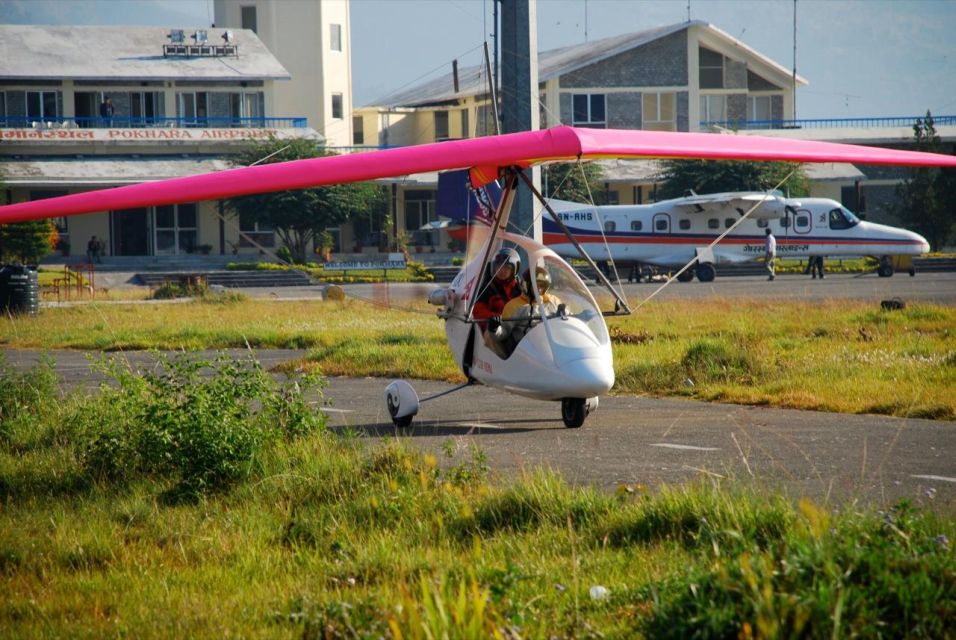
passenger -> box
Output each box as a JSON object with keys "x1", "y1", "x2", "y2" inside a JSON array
[
  {"x1": 496, "y1": 266, "x2": 562, "y2": 350},
  {"x1": 472, "y1": 248, "x2": 521, "y2": 333}
]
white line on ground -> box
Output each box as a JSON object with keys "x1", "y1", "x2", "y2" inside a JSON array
[
  {"x1": 911, "y1": 474, "x2": 956, "y2": 484},
  {"x1": 319, "y1": 408, "x2": 354, "y2": 414},
  {"x1": 453, "y1": 422, "x2": 503, "y2": 430},
  {"x1": 651, "y1": 443, "x2": 720, "y2": 451}
]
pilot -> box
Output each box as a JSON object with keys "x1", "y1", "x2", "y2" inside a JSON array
[
  {"x1": 494, "y1": 266, "x2": 562, "y2": 350},
  {"x1": 472, "y1": 247, "x2": 521, "y2": 332}
]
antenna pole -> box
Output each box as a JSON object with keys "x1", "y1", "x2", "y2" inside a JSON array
[
  {"x1": 483, "y1": 42, "x2": 501, "y2": 135},
  {"x1": 792, "y1": 0, "x2": 797, "y2": 120}
]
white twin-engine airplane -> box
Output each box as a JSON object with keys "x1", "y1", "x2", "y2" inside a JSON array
[{"x1": 543, "y1": 192, "x2": 930, "y2": 281}]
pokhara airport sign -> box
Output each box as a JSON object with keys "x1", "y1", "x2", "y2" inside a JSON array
[{"x1": 0, "y1": 128, "x2": 304, "y2": 144}]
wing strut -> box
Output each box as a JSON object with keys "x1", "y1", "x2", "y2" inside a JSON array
[{"x1": 516, "y1": 170, "x2": 632, "y2": 316}]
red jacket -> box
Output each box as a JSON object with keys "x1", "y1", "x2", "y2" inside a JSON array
[{"x1": 473, "y1": 277, "x2": 521, "y2": 320}]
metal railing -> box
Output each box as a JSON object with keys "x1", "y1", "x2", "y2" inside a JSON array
[
  {"x1": 701, "y1": 115, "x2": 956, "y2": 131},
  {"x1": 0, "y1": 115, "x2": 308, "y2": 129}
]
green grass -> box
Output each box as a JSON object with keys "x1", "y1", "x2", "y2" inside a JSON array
[
  {"x1": 4, "y1": 296, "x2": 953, "y2": 419},
  {"x1": 1, "y1": 356, "x2": 954, "y2": 637}
]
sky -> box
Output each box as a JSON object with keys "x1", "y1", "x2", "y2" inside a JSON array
[{"x1": 2, "y1": 0, "x2": 954, "y2": 120}]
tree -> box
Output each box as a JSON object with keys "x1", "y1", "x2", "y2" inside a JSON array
[
  {"x1": 656, "y1": 159, "x2": 808, "y2": 200},
  {"x1": 0, "y1": 175, "x2": 57, "y2": 264},
  {"x1": 224, "y1": 137, "x2": 385, "y2": 263},
  {"x1": 892, "y1": 111, "x2": 956, "y2": 251},
  {"x1": 543, "y1": 162, "x2": 609, "y2": 203}
]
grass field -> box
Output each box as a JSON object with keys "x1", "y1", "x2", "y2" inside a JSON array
[
  {"x1": 1, "y1": 354, "x2": 954, "y2": 637},
  {"x1": 2, "y1": 295, "x2": 954, "y2": 420}
]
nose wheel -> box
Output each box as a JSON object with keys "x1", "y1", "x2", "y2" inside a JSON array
[{"x1": 561, "y1": 397, "x2": 599, "y2": 428}]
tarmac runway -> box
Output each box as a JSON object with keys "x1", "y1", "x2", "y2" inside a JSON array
[
  {"x1": 238, "y1": 271, "x2": 956, "y2": 306},
  {"x1": 5, "y1": 348, "x2": 955, "y2": 508}
]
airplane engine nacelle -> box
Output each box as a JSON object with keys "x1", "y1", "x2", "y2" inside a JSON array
[{"x1": 428, "y1": 287, "x2": 455, "y2": 308}]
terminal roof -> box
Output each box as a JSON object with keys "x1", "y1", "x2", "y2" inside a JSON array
[{"x1": 0, "y1": 25, "x2": 290, "y2": 81}]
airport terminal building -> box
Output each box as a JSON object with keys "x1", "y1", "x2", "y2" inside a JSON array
[{"x1": 0, "y1": 24, "x2": 323, "y2": 260}]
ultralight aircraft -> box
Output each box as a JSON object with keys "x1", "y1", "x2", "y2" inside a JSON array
[{"x1": 1, "y1": 126, "x2": 954, "y2": 428}]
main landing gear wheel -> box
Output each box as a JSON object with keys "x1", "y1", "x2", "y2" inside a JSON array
[
  {"x1": 561, "y1": 397, "x2": 598, "y2": 428},
  {"x1": 676, "y1": 268, "x2": 695, "y2": 283},
  {"x1": 695, "y1": 262, "x2": 716, "y2": 282}
]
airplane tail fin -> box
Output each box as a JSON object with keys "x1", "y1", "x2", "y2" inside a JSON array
[{"x1": 436, "y1": 169, "x2": 501, "y2": 225}]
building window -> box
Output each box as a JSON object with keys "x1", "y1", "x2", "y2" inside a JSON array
[
  {"x1": 404, "y1": 190, "x2": 436, "y2": 245},
  {"x1": 460, "y1": 108, "x2": 469, "y2": 138},
  {"x1": 228, "y1": 92, "x2": 263, "y2": 126},
  {"x1": 331, "y1": 93, "x2": 343, "y2": 119},
  {"x1": 27, "y1": 91, "x2": 59, "y2": 122},
  {"x1": 178, "y1": 92, "x2": 208, "y2": 127},
  {"x1": 434, "y1": 111, "x2": 449, "y2": 140},
  {"x1": 679, "y1": 219, "x2": 691, "y2": 230},
  {"x1": 630, "y1": 220, "x2": 643, "y2": 231},
  {"x1": 241, "y1": 6, "x2": 257, "y2": 33},
  {"x1": 572, "y1": 93, "x2": 606, "y2": 128},
  {"x1": 330, "y1": 24, "x2": 342, "y2": 51},
  {"x1": 748, "y1": 95, "x2": 772, "y2": 122},
  {"x1": 699, "y1": 47, "x2": 724, "y2": 89},
  {"x1": 154, "y1": 203, "x2": 198, "y2": 255},
  {"x1": 239, "y1": 212, "x2": 275, "y2": 247},
  {"x1": 700, "y1": 95, "x2": 727, "y2": 123},
  {"x1": 353, "y1": 116, "x2": 364, "y2": 145},
  {"x1": 642, "y1": 92, "x2": 676, "y2": 131}
]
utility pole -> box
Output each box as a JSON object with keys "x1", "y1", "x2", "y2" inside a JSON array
[{"x1": 498, "y1": 0, "x2": 541, "y2": 241}]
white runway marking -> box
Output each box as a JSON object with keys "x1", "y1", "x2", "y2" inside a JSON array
[
  {"x1": 911, "y1": 474, "x2": 956, "y2": 484},
  {"x1": 453, "y1": 422, "x2": 503, "y2": 430},
  {"x1": 651, "y1": 443, "x2": 720, "y2": 451},
  {"x1": 319, "y1": 408, "x2": 354, "y2": 414}
]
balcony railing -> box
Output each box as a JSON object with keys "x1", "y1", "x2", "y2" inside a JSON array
[
  {"x1": 701, "y1": 115, "x2": 956, "y2": 131},
  {"x1": 0, "y1": 115, "x2": 309, "y2": 129}
]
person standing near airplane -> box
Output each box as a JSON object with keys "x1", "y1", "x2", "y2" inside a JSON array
[{"x1": 765, "y1": 228, "x2": 777, "y2": 281}]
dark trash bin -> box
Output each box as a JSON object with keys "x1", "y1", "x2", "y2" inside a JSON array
[{"x1": 0, "y1": 265, "x2": 40, "y2": 317}]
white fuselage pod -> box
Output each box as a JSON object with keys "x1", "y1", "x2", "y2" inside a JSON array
[
  {"x1": 440, "y1": 232, "x2": 614, "y2": 401},
  {"x1": 543, "y1": 195, "x2": 930, "y2": 267}
]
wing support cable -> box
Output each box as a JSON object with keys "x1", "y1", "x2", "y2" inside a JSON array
[
  {"x1": 631, "y1": 167, "x2": 799, "y2": 312},
  {"x1": 516, "y1": 170, "x2": 632, "y2": 316}
]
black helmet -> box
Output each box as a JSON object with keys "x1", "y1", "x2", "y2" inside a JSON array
[
  {"x1": 522, "y1": 266, "x2": 552, "y2": 299},
  {"x1": 491, "y1": 247, "x2": 520, "y2": 279}
]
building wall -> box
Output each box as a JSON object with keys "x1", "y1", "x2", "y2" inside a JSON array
[
  {"x1": 560, "y1": 31, "x2": 688, "y2": 88},
  {"x1": 214, "y1": 0, "x2": 352, "y2": 147}
]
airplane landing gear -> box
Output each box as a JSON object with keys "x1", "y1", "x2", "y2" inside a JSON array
[
  {"x1": 676, "y1": 268, "x2": 695, "y2": 282},
  {"x1": 695, "y1": 262, "x2": 716, "y2": 282},
  {"x1": 561, "y1": 397, "x2": 599, "y2": 428},
  {"x1": 877, "y1": 256, "x2": 894, "y2": 278},
  {"x1": 385, "y1": 380, "x2": 419, "y2": 428}
]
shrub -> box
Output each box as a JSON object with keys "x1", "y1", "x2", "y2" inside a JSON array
[
  {"x1": 0, "y1": 353, "x2": 59, "y2": 429},
  {"x1": 78, "y1": 353, "x2": 326, "y2": 499}
]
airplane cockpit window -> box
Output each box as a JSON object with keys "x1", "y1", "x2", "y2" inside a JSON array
[
  {"x1": 828, "y1": 207, "x2": 860, "y2": 230},
  {"x1": 539, "y1": 255, "x2": 609, "y2": 348}
]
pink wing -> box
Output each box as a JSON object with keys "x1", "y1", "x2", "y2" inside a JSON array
[{"x1": 1, "y1": 126, "x2": 954, "y2": 224}]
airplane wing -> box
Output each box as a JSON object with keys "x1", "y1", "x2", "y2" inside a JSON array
[
  {"x1": 673, "y1": 192, "x2": 791, "y2": 219},
  {"x1": 2, "y1": 125, "x2": 955, "y2": 224}
]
